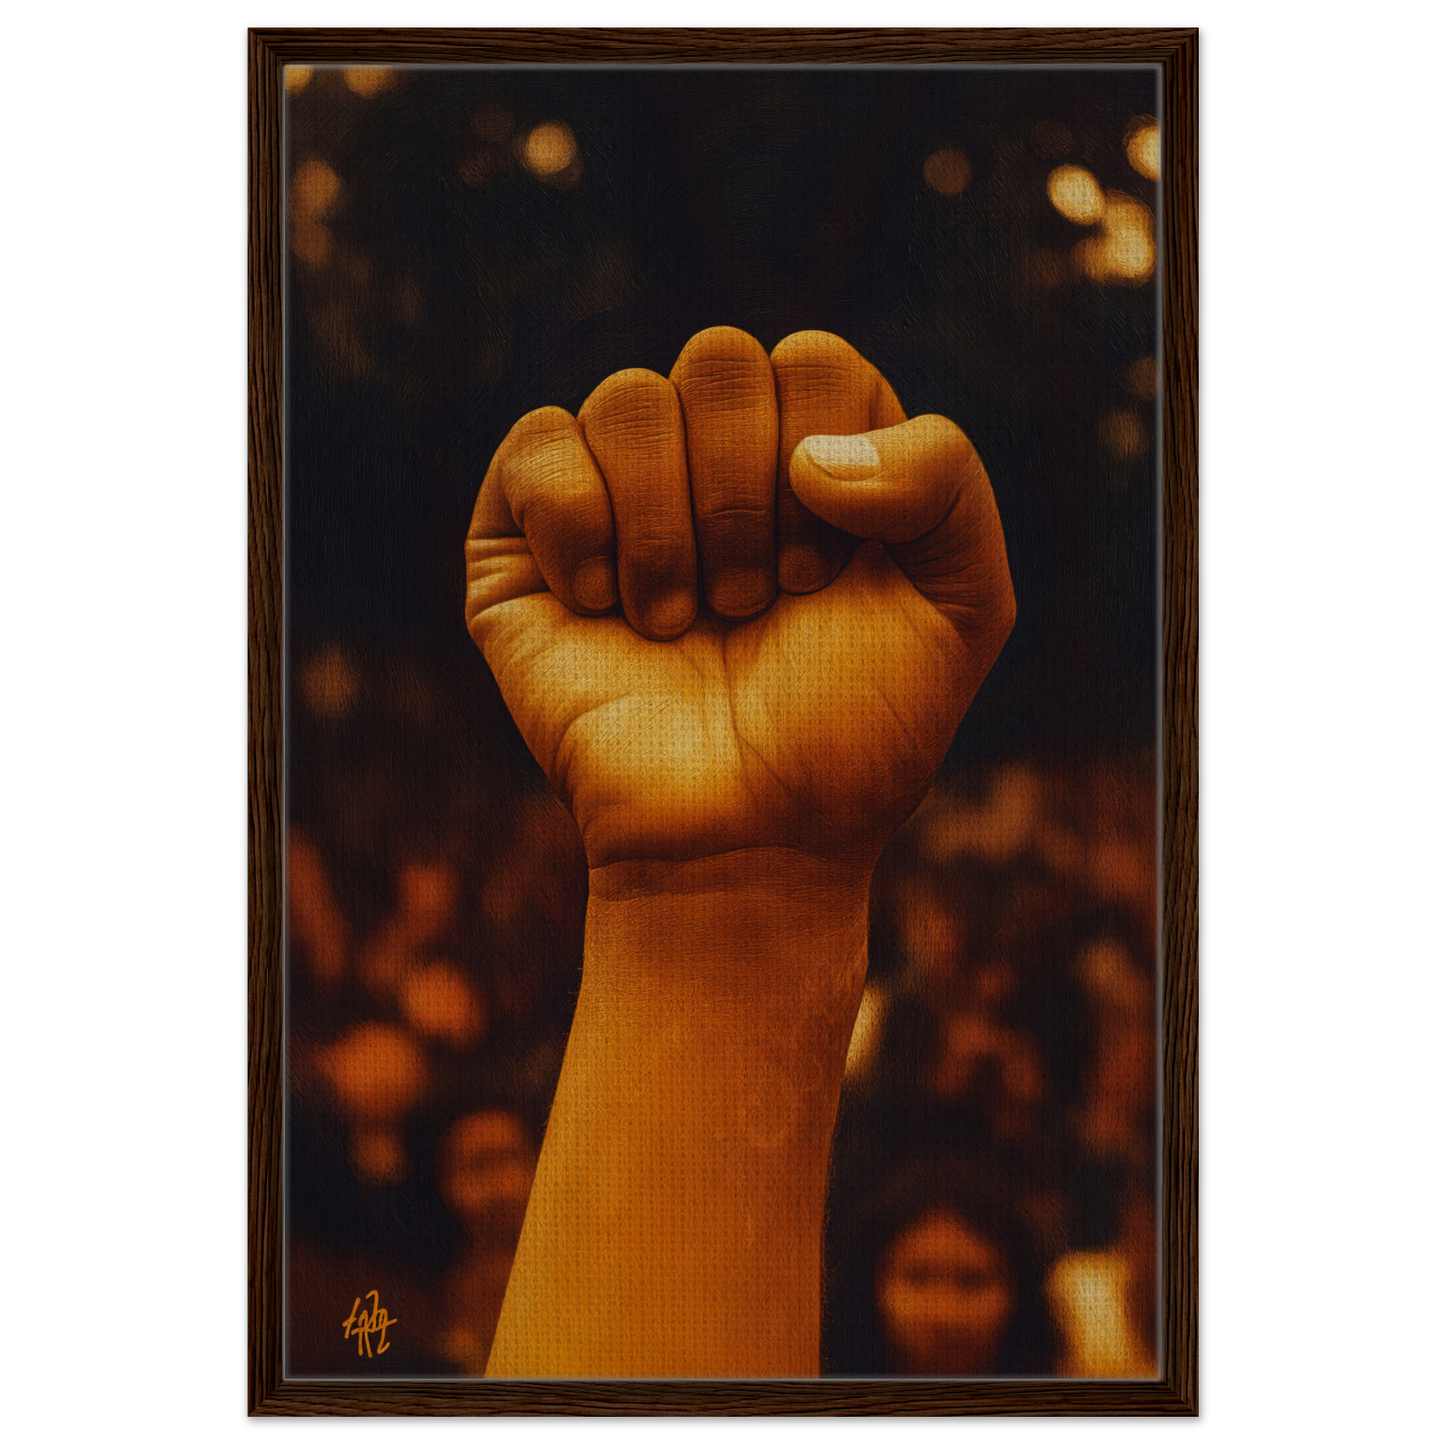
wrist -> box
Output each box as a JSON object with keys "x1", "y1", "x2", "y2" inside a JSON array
[
  {"x1": 572, "y1": 843, "x2": 867, "y2": 1190},
  {"x1": 584, "y1": 847, "x2": 872, "y2": 1006},
  {"x1": 577, "y1": 846, "x2": 873, "y2": 1155},
  {"x1": 486, "y1": 847, "x2": 873, "y2": 1377}
]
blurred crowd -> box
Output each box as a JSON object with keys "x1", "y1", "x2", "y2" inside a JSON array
[
  {"x1": 285, "y1": 642, "x2": 1158, "y2": 1378},
  {"x1": 282, "y1": 63, "x2": 1161, "y2": 1380}
]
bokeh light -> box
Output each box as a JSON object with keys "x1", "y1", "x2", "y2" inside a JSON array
[
  {"x1": 1099, "y1": 410, "x2": 1147, "y2": 461},
  {"x1": 1047, "y1": 165, "x2": 1104, "y2": 226},
  {"x1": 398, "y1": 861, "x2": 459, "y2": 944},
  {"x1": 344, "y1": 67, "x2": 395, "y2": 99},
  {"x1": 460, "y1": 107, "x2": 515, "y2": 189},
  {"x1": 288, "y1": 830, "x2": 350, "y2": 986},
  {"x1": 289, "y1": 161, "x2": 341, "y2": 268},
  {"x1": 351, "y1": 1126, "x2": 408, "y2": 1184},
  {"x1": 1123, "y1": 356, "x2": 1158, "y2": 401},
  {"x1": 290, "y1": 221, "x2": 332, "y2": 268},
  {"x1": 298, "y1": 645, "x2": 358, "y2": 719},
  {"x1": 401, "y1": 960, "x2": 487, "y2": 1047},
  {"x1": 1073, "y1": 192, "x2": 1155, "y2": 285},
  {"x1": 291, "y1": 159, "x2": 341, "y2": 222},
  {"x1": 915, "y1": 763, "x2": 1042, "y2": 866},
  {"x1": 458, "y1": 149, "x2": 500, "y2": 188},
  {"x1": 1124, "y1": 116, "x2": 1160, "y2": 181},
  {"x1": 285, "y1": 65, "x2": 313, "y2": 96},
  {"x1": 1047, "y1": 1249, "x2": 1154, "y2": 1377},
  {"x1": 924, "y1": 147, "x2": 972, "y2": 197},
  {"x1": 438, "y1": 1110, "x2": 536, "y2": 1229},
  {"x1": 522, "y1": 122, "x2": 577, "y2": 178},
  {"x1": 321, "y1": 1022, "x2": 428, "y2": 1123}
]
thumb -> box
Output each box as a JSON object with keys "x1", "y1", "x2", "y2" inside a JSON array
[{"x1": 789, "y1": 414, "x2": 1016, "y2": 647}]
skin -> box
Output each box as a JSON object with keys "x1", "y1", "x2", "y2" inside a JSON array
[{"x1": 465, "y1": 327, "x2": 1015, "y2": 1377}]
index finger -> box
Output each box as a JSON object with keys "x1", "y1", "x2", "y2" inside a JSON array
[{"x1": 465, "y1": 406, "x2": 619, "y2": 645}]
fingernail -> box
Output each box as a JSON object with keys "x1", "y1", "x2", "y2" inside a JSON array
[
  {"x1": 802, "y1": 434, "x2": 880, "y2": 480},
  {"x1": 643, "y1": 586, "x2": 695, "y2": 639},
  {"x1": 710, "y1": 566, "x2": 774, "y2": 618},
  {"x1": 573, "y1": 556, "x2": 617, "y2": 611}
]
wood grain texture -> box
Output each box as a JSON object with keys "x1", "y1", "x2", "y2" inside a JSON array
[
  {"x1": 1158, "y1": 25, "x2": 1200, "y2": 1418},
  {"x1": 247, "y1": 23, "x2": 284, "y2": 1422},
  {"x1": 248, "y1": 26, "x2": 1198, "y2": 1416},
  {"x1": 249, "y1": 27, "x2": 1196, "y2": 64}
]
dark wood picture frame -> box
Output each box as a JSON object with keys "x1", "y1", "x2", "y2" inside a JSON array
[{"x1": 249, "y1": 26, "x2": 1197, "y2": 1415}]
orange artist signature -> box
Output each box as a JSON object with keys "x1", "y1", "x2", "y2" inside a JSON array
[{"x1": 341, "y1": 1289, "x2": 398, "y2": 1357}]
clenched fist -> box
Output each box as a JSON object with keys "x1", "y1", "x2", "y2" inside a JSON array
[
  {"x1": 465, "y1": 327, "x2": 1015, "y2": 874},
  {"x1": 467, "y1": 326, "x2": 1015, "y2": 1377}
]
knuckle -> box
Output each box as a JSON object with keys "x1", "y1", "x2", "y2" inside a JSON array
[
  {"x1": 580, "y1": 369, "x2": 678, "y2": 435},
  {"x1": 696, "y1": 501, "x2": 772, "y2": 527},
  {"x1": 678, "y1": 324, "x2": 764, "y2": 360},
  {"x1": 770, "y1": 333, "x2": 879, "y2": 414},
  {"x1": 673, "y1": 328, "x2": 771, "y2": 395},
  {"x1": 769, "y1": 330, "x2": 852, "y2": 368},
  {"x1": 676, "y1": 360, "x2": 772, "y2": 403},
  {"x1": 504, "y1": 405, "x2": 576, "y2": 450},
  {"x1": 620, "y1": 533, "x2": 691, "y2": 578}
]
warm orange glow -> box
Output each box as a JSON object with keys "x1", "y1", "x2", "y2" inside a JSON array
[
  {"x1": 522, "y1": 121, "x2": 577, "y2": 177},
  {"x1": 1124, "y1": 116, "x2": 1161, "y2": 181},
  {"x1": 359, "y1": 928, "x2": 408, "y2": 998},
  {"x1": 1123, "y1": 355, "x2": 1158, "y2": 401},
  {"x1": 398, "y1": 861, "x2": 458, "y2": 942},
  {"x1": 438, "y1": 1110, "x2": 536, "y2": 1228},
  {"x1": 458, "y1": 149, "x2": 500, "y2": 188},
  {"x1": 401, "y1": 961, "x2": 486, "y2": 1047},
  {"x1": 1074, "y1": 192, "x2": 1156, "y2": 284},
  {"x1": 284, "y1": 65, "x2": 313, "y2": 95},
  {"x1": 288, "y1": 830, "x2": 350, "y2": 985},
  {"x1": 445, "y1": 1109, "x2": 530, "y2": 1160},
  {"x1": 1027, "y1": 248, "x2": 1067, "y2": 291},
  {"x1": 321, "y1": 1023, "x2": 427, "y2": 1122},
  {"x1": 351, "y1": 1127, "x2": 408, "y2": 1184},
  {"x1": 923, "y1": 147, "x2": 972, "y2": 197},
  {"x1": 1099, "y1": 410, "x2": 1147, "y2": 460},
  {"x1": 876, "y1": 1206, "x2": 1016, "y2": 1375},
  {"x1": 844, "y1": 984, "x2": 886, "y2": 1079},
  {"x1": 1047, "y1": 165, "x2": 1105, "y2": 225},
  {"x1": 291, "y1": 159, "x2": 341, "y2": 222},
  {"x1": 1102, "y1": 192, "x2": 1155, "y2": 278},
  {"x1": 344, "y1": 66, "x2": 395, "y2": 98},
  {"x1": 290, "y1": 219, "x2": 332, "y2": 268},
  {"x1": 1047, "y1": 1250, "x2": 1155, "y2": 1377},
  {"x1": 1077, "y1": 937, "x2": 1146, "y2": 1004},
  {"x1": 298, "y1": 645, "x2": 357, "y2": 718},
  {"x1": 915, "y1": 765, "x2": 1042, "y2": 865}
]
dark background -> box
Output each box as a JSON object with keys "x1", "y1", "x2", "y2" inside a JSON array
[{"x1": 283, "y1": 64, "x2": 1160, "y2": 1379}]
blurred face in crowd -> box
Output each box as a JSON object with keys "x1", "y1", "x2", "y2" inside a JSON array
[{"x1": 875, "y1": 1204, "x2": 1016, "y2": 1375}]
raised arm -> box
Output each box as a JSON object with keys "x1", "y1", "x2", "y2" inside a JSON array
[{"x1": 465, "y1": 327, "x2": 1014, "y2": 1377}]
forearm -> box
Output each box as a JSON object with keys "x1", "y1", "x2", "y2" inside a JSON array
[{"x1": 485, "y1": 848, "x2": 871, "y2": 1378}]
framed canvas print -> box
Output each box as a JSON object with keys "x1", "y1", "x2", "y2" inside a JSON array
[{"x1": 249, "y1": 27, "x2": 1197, "y2": 1415}]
